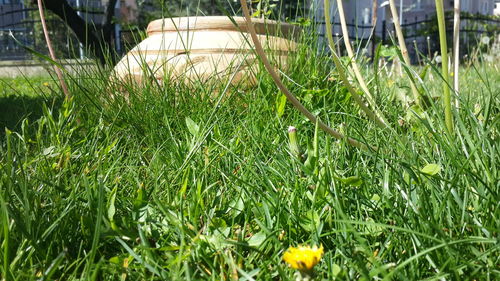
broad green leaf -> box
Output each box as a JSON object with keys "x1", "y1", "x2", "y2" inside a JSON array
[
  {"x1": 299, "y1": 210, "x2": 320, "y2": 232},
  {"x1": 248, "y1": 231, "x2": 267, "y2": 247},
  {"x1": 332, "y1": 264, "x2": 342, "y2": 277},
  {"x1": 133, "y1": 185, "x2": 146, "y2": 211},
  {"x1": 371, "y1": 194, "x2": 381, "y2": 202},
  {"x1": 421, "y1": 163, "x2": 441, "y2": 176},
  {"x1": 303, "y1": 120, "x2": 320, "y2": 175},
  {"x1": 380, "y1": 45, "x2": 398, "y2": 59},
  {"x1": 276, "y1": 94, "x2": 287, "y2": 118},
  {"x1": 109, "y1": 256, "x2": 121, "y2": 265},
  {"x1": 185, "y1": 117, "x2": 200, "y2": 136},
  {"x1": 340, "y1": 176, "x2": 363, "y2": 187},
  {"x1": 419, "y1": 65, "x2": 430, "y2": 80},
  {"x1": 179, "y1": 168, "x2": 189, "y2": 197},
  {"x1": 42, "y1": 146, "x2": 58, "y2": 157},
  {"x1": 364, "y1": 217, "x2": 383, "y2": 236},
  {"x1": 107, "y1": 186, "x2": 118, "y2": 221},
  {"x1": 104, "y1": 139, "x2": 119, "y2": 154},
  {"x1": 229, "y1": 196, "x2": 245, "y2": 218}
]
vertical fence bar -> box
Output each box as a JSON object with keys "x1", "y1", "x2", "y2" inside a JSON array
[
  {"x1": 382, "y1": 20, "x2": 386, "y2": 44},
  {"x1": 114, "y1": 0, "x2": 121, "y2": 55},
  {"x1": 76, "y1": 0, "x2": 84, "y2": 59},
  {"x1": 453, "y1": 0, "x2": 460, "y2": 107}
]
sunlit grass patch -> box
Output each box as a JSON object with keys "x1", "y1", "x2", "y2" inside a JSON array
[{"x1": 0, "y1": 24, "x2": 499, "y2": 281}]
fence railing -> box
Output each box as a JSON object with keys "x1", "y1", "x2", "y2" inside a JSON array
[{"x1": 0, "y1": 1, "x2": 107, "y2": 61}]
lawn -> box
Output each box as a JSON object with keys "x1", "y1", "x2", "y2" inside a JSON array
[{"x1": 0, "y1": 38, "x2": 499, "y2": 280}]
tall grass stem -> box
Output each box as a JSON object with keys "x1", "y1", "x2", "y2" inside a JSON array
[{"x1": 435, "y1": 0, "x2": 454, "y2": 134}]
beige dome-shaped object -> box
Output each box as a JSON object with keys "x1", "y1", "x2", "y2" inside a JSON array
[{"x1": 112, "y1": 16, "x2": 299, "y2": 87}]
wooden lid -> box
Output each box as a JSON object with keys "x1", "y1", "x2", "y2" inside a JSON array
[{"x1": 147, "y1": 16, "x2": 300, "y2": 39}]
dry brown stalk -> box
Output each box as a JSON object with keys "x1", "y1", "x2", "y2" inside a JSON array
[
  {"x1": 239, "y1": 0, "x2": 371, "y2": 150},
  {"x1": 388, "y1": 0, "x2": 420, "y2": 104},
  {"x1": 37, "y1": 0, "x2": 70, "y2": 99}
]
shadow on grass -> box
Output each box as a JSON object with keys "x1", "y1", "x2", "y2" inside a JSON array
[{"x1": 0, "y1": 94, "x2": 62, "y2": 135}]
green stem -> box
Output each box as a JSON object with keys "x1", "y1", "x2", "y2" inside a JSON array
[
  {"x1": 435, "y1": 0, "x2": 454, "y2": 134},
  {"x1": 2, "y1": 129, "x2": 12, "y2": 280}
]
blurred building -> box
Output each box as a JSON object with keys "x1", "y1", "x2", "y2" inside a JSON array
[
  {"x1": 494, "y1": 1, "x2": 500, "y2": 16},
  {"x1": 313, "y1": 0, "x2": 496, "y2": 38},
  {"x1": 312, "y1": 0, "x2": 498, "y2": 61}
]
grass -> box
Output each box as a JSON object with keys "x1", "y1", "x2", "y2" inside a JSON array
[
  {"x1": 0, "y1": 77, "x2": 61, "y2": 134},
  {"x1": 0, "y1": 31, "x2": 499, "y2": 280}
]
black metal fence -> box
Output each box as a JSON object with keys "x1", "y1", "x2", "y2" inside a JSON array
[
  {"x1": 1, "y1": 0, "x2": 499, "y2": 63},
  {"x1": 0, "y1": 0, "x2": 307, "y2": 62},
  {"x1": 0, "y1": 0, "x2": 107, "y2": 61}
]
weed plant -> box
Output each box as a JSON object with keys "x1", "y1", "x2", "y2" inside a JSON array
[{"x1": 0, "y1": 16, "x2": 499, "y2": 281}]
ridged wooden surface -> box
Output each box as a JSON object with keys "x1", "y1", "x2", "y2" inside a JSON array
[{"x1": 113, "y1": 16, "x2": 298, "y2": 87}]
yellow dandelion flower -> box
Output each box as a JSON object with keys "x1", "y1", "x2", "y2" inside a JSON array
[
  {"x1": 283, "y1": 245, "x2": 323, "y2": 271},
  {"x1": 43, "y1": 82, "x2": 49, "y2": 87}
]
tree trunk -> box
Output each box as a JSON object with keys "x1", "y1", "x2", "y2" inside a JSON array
[{"x1": 37, "y1": 0, "x2": 117, "y2": 65}]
